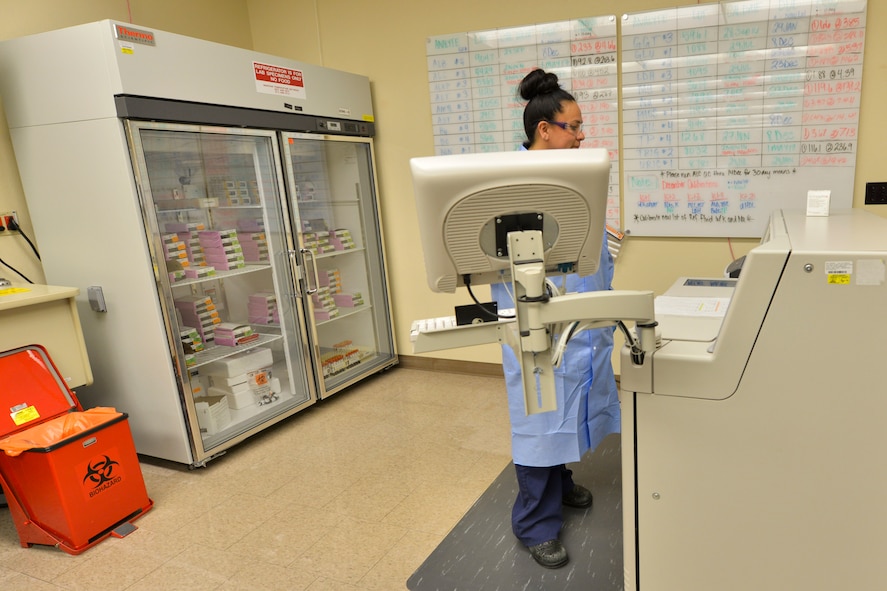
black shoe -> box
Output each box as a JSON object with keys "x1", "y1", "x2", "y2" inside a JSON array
[
  {"x1": 528, "y1": 539, "x2": 569, "y2": 568},
  {"x1": 562, "y1": 484, "x2": 593, "y2": 508}
]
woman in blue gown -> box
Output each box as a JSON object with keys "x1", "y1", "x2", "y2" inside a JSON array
[{"x1": 490, "y1": 67, "x2": 620, "y2": 569}]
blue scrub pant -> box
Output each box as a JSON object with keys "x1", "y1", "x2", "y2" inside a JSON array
[{"x1": 512, "y1": 463, "x2": 575, "y2": 546}]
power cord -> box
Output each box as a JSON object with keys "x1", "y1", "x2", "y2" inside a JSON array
[
  {"x1": 0, "y1": 256, "x2": 34, "y2": 284},
  {"x1": 6, "y1": 217, "x2": 40, "y2": 260},
  {"x1": 617, "y1": 320, "x2": 646, "y2": 365},
  {"x1": 464, "y1": 274, "x2": 513, "y2": 319}
]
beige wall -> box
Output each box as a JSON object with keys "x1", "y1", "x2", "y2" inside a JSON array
[
  {"x1": 249, "y1": 0, "x2": 887, "y2": 366},
  {"x1": 1, "y1": 0, "x2": 884, "y2": 367},
  {"x1": 0, "y1": 0, "x2": 254, "y2": 285}
]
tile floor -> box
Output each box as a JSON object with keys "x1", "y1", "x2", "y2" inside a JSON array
[{"x1": 0, "y1": 367, "x2": 513, "y2": 590}]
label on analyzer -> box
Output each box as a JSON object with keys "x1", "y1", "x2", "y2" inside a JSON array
[{"x1": 825, "y1": 261, "x2": 852, "y2": 285}]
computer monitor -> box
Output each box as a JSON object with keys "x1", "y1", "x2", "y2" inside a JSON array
[{"x1": 409, "y1": 148, "x2": 611, "y2": 293}]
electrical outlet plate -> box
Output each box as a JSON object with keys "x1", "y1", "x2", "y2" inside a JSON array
[
  {"x1": 864, "y1": 182, "x2": 887, "y2": 205},
  {"x1": 0, "y1": 211, "x2": 19, "y2": 235}
]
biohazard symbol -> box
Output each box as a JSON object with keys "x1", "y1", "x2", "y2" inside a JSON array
[{"x1": 82, "y1": 455, "x2": 121, "y2": 489}]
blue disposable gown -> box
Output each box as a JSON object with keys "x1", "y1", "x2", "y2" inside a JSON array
[{"x1": 491, "y1": 233, "x2": 620, "y2": 467}]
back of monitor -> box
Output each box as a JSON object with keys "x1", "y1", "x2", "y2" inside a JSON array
[{"x1": 410, "y1": 149, "x2": 610, "y2": 293}]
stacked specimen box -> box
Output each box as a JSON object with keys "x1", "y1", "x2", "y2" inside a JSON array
[
  {"x1": 184, "y1": 266, "x2": 216, "y2": 280},
  {"x1": 302, "y1": 230, "x2": 334, "y2": 254},
  {"x1": 180, "y1": 327, "x2": 205, "y2": 367},
  {"x1": 312, "y1": 267, "x2": 362, "y2": 321},
  {"x1": 312, "y1": 285, "x2": 339, "y2": 321},
  {"x1": 329, "y1": 229, "x2": 356, "y2": 250},
  {"x1": 174, "y1": 295, "x2": 221, "y2": 344},
  {"x1": 207, "y1": 177, "x2": 261, "y2": 206},
  {"x1": 167, "y1": 268, "x2": 185, "y2": 283},
  {"x1": 322, "y1": 268, "x2": 342, "y2": 293},
  {"x1": 162, "y1": 233, "x2": 189, "y2": 282},
  {"x1": 238, "y1": 231, "x2": 269, "y2": 262},
  {"x1": 300, "y1": 226, "x2": 356, "y2": 253},
  {"x1": 313, "y1": 268, "x2": 340, "y2": 321},
  {"x1": 162, "y1": 233, "x2": 189, "y2": 265},
  {"x1": 165, "y1": 221, "x2": 209, "y2": 269},
  {"x1": 213, "y1": 322, "x2": 259, "y2": 347},
  {"x1": 333, "y1": 292, "x2": 364, "y2": 307},
  {"x1": 248, "y1": 292, "x2": 279, "y2": 325},
  {"x1": 199, "y1": 229, "x2": 246, "y2": 271}
]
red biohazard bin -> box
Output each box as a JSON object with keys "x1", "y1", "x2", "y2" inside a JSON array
[{"x1": 0, "y1": 344, "x2": 153, "y2": 555}]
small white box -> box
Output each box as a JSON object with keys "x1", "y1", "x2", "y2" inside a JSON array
[
  {"x1": 201, "y1": 347, "x2": 273, "y2": 377},
  {"x1": 209, "y1": 386, "x2": 255, "y2": 409},
  {"x1": 807, "y1": 189, "x2": 831, "y2": 217},
  {"x1": 195, "y1": 395, "x2": 231, "y2": 434},
  {"x1": 207, "y1": 375, "x2": 251, "y2": 393}
]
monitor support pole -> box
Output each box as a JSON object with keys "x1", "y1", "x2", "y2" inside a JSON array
[{"x1": 508, "y1": 230, "x2": 657, "y2": 415}]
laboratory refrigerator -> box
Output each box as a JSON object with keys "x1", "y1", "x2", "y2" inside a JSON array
[{"x1": 0, "y1": 21, "x2": 397, "y2": 467}]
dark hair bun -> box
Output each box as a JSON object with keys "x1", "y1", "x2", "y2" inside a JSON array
[{"x1": 519, "y1": 68, "x2": 561, "y2": 101}]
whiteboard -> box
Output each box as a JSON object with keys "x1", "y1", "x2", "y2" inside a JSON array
[
  {"x1": 423, "y1": 1, "x2": 867, "y2": 238},
  {"x1": 621, "y1": 0, "x2": 866, "y2": 237},
  {"x1": 426, "y1": 17, "x2": 622, "y2": 228}
]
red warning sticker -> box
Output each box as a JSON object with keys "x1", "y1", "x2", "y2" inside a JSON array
[{"x1": 253, "y1": 62, "x2": 306, "y2": 99}]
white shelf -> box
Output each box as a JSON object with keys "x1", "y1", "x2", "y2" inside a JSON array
[
  {"x1": 189, "y1": 333, "x2": 283, "y2": 370},
  {"x1": 296, "y1": 199, "x2": 359, "y2": 206},
  {"x1": 315, "y1": 246, "x2": 365, "y2": 260},
  {"x1": 314, "y1": 304, "x2": 372, "y2": 327},
  {"x1": 170, "y1": 263, "x2": 271, "y2": 288}
]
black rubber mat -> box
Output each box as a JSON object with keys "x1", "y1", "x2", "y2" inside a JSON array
[{"x1": 407, "y1": 433, "x2": 624, "y2": 590}]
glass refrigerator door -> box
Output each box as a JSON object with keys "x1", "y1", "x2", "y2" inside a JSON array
[
  {"x1": 281, "y1": 133, "x2": 396, "y2": 396},
  {"x1": 126, "y1": 122, "x2": 315, "y2": 461}
]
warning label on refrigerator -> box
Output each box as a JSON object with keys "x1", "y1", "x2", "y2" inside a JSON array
[{"x1": 253, "y1": 62, "x2": 306, "y2": 99}]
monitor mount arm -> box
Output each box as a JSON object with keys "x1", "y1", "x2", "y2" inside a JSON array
[
  {"x1": 411, "y1": 228, "x2": 657, "y2": 415},
  {"x1": 507, "y1": 230, "x2": 657, "y2": 414}
]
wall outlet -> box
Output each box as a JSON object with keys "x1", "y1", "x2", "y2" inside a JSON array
[
  {"x1": 0, "y1": 211, "x2": 19, "y2": 235},
  {"x1": 864, "y1": 182, "x2": 887, "y2": 205}
]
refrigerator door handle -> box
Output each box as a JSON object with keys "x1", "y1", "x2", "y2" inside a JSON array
[
  {"x1": 299, "y1": 247, "x2": 320, "y2": 295},
  {"x1": 284, "y1": 249, "x2": 302, "y2": 297}
]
